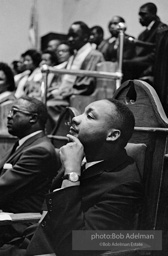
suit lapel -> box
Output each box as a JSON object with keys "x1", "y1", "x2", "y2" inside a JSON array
[{"x1": 3, "y1": 131, "x2": 45, "y2": 163}]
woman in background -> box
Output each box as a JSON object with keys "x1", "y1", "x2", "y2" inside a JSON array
[
  {"x1": 0, "y1": 62, "x2": 15, "y2": 104},
  {"x1": 0, "y1": 62, "x2": 16, "y2": 132},
  {"x1": 15, "y1": 49, "x2": 42, "y2": 98}
]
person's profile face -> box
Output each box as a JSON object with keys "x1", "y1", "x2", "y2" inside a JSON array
[
  {"x1": 0, "y1": 70, "x2": 7, "y2": 93},
  {"x1": 23, "y1": 55, "x2": 35, "y2": 71},
  {"x1": 90, "y1": 29, "x2": 98, "y2": 44},
  {"x1": 7, "y1": 99, "x2": 33, "y2": 137},
  {"x1": 68, "y1": 24, "x2": 86, "y2": 50},
  {"x1": 139, "y1": 7, "x2": 153, "y2": 26},
  {"x1": 69, "y1": 100, "x2": 115, "y2": 148},
  {"x1": 17, "y1": 57, "x2": 25, "y2": 72},
  {"x1": 89, "y1": 29, "x2": 103, "y2": 45}
]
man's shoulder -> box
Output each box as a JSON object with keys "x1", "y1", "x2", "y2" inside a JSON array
[
  {"x1": 22, "y1": 132, "x2": 55, "y2": 152},
  {"x1": 157, "y1": 21, "x2": 168, "y2": 32},
  {"x1": 104, "y1": 153, "x2": 141, "y2": 181}
]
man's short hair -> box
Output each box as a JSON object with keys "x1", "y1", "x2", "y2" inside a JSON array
[
  {"x1": 140, "y1": 2, "x2": 157, "y2": 15},
  {"x1": 20, "y1": 96, "x2": 48, "y2": 129},
  {"x1": 90, "y1": 26, "x2": 104, "y2": 38},
  {"x1": 72, "y1": 21, "x2": 90, "y2": 39},
  {"x1": 107, "y1": 99, "x2": 135, "y2": 147},
  {"x1": 108, "y1": 16, "x2": 126, "y2": 30}
]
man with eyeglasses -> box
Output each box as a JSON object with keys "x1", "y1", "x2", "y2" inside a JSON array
[{"x1": 0, "y1": 96, "x2": 60, "y2": 246}]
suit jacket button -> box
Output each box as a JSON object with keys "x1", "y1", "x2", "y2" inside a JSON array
[
  {"x1": 49, "y1": 205, "x2": 53, "y2": 212},
  {"x1": 48, "y1": 198, "x2": 52, "y2": 204},
  {"x1": 41, "y1": 221, "x2": 46, "y2": 227}
]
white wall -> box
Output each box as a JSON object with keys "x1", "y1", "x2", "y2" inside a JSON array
[
  {"x1": 0, "y1": 0, "x2": 64, "y2": 63},
  {"x1": 0, "y1": 0, "x2": 168, "y2": 64},
  {"x1": 62, "y1": 0, "x2": 168, "y2": 38}
]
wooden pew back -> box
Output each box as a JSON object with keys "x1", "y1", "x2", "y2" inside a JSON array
[{"x1": 113, "y1": 80, "x2": 168, "y2": 255}]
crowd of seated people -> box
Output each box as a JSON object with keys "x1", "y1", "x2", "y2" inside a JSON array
[
  {"x1": 0, "y1": 3, "x2": 167, "y2": 136},
  {"x1": 9, "y1": 21, "x2": 104, "y2": 133},
  {"x1": 3, "y1": 2, "x2": 166, "y2": 133}
]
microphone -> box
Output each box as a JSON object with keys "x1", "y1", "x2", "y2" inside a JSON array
[
  {"x1": 127, "y1": 36, "x2": 155, "y2": 48},
  {"x1": 117, "y1": 22, "x2": 127, "y2": 31}
]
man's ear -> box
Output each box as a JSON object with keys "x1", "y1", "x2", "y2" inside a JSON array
[
  {"x1": 29, "y1": 114, "x2": 38, "y2": 124},
  {"x1": 106, "y1": 128, "x2": 121, "y2": 142}
]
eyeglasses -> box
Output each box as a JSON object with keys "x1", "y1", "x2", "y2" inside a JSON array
[
  {"x1": 8, "y1": 107, "x2": 37, "y2": 117},
  {"x1": 56, "y1": 49, "x2": 70, "y2": 54}
]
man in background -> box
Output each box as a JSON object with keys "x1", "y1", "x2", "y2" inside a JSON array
[
  {"x1": 46, "y1": 21, "x2": 104, "y2": 133},
  {"x1": 124, "y1": 2, "x2": 167, "y2": 82},
  {"x1": 89, "y1": 25, "x2": 105, "y2": 50},
  {"x1": 47, "y1": 39, "x2": 61, "y2": 55}
]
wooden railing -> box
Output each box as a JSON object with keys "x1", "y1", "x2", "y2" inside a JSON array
[{"x1": 40, "y1": 26, "x2": 125, "y2": 105}]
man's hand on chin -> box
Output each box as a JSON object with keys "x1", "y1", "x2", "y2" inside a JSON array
[{"x1": 60, "y1": 134, "x2": 84, "y2": 188}]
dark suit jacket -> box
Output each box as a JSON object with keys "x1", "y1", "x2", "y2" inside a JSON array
[
  {"x1": 26, "y1": 149, "x2": 143, "y2": 256},
  {"x1": 99, "y1": 34, "x2": 135, "y2": 62},
  {"x1": 0, "y1": 131, "x2": 60, "y2": 213},
  {"x1": 136, "y1": 20, "x2": 167, "y2": 60},
  {"x1": 123, "y1": 20, "x2": 167, "y2": 79}
]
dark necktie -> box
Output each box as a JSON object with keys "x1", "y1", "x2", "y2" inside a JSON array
[
  {"x1": 0, "y1": 141, "x2": 19, "y2": 175},
  {"x1": 9, "y1": 141, "x2": 19, "y2": 157}
]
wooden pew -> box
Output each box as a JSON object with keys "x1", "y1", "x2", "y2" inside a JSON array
[{"x1": 113, "y1": 79, "x2": 168, "y2": 256}]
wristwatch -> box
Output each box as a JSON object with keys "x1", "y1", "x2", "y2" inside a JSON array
[{"x1": 63, "y1": 172, "x2": 80, "y2": 182}]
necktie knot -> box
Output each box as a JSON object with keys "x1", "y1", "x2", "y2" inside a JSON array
[{"x1": 10, "y1": 141, "x2": 19, "y2": 156}]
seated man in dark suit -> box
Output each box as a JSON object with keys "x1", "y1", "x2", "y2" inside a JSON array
[
  {"x1": 0, "y1": 96, "x2": 60, "y2": 245},
  {"x1": 26, "y1": 99, "x2": 143, "y2": 256}
]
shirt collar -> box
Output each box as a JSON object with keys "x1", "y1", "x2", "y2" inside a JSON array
[
  {"x1": 18, "y1": 130, "x2": 42, "y2": 147},
  {"x1": 76, "y1": 42, "x2": 92, "y2": 57},
  {"x1": 108, "y1": 37, "x2": 117, "y2": 44},
  {"x1": 147, "y1": 20, "x2": 155, "y2": 30},
  {"x1": 82, "y1": 157, "x2": 103, "y2": 170}
]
